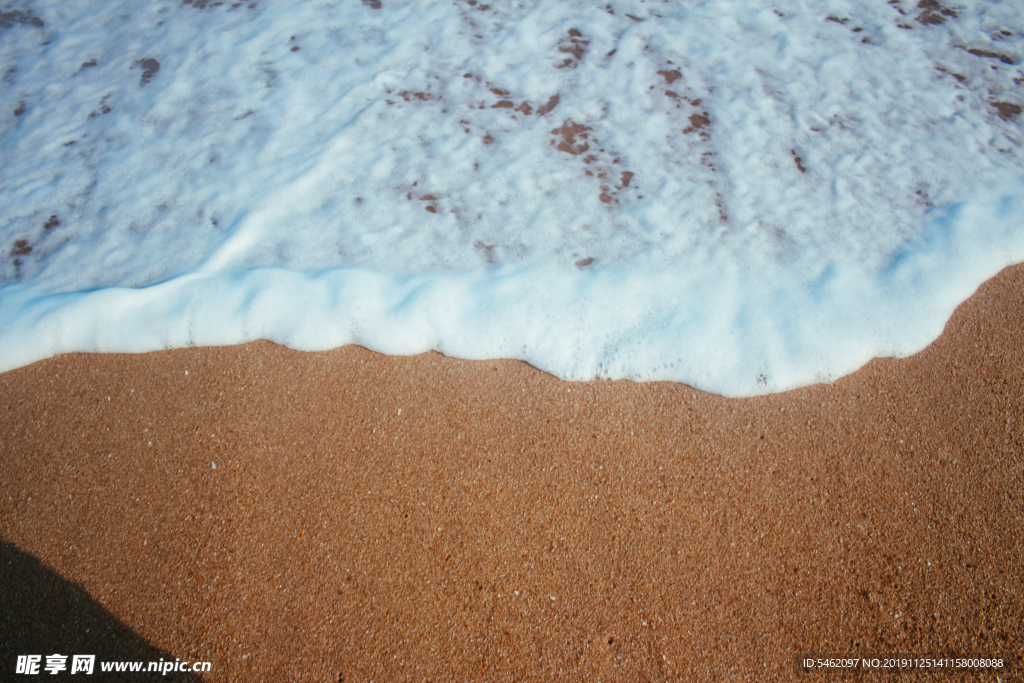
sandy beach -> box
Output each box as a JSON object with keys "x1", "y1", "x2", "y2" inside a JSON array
[
  {"x1": 2, "y1": 263, "x2": 1022, "y2": 682},
  {"x1": 3, "y1": 1, "x2": 1024, "y2": 680}
]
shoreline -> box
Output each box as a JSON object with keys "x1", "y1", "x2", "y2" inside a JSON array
[{"x1": 2, "y1": 264, "x2": 1023, "y2": 681}]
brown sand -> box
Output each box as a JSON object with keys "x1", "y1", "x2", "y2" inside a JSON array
[{"x1": 1, "y1": 264, "x2": 1022, "y2": 682}]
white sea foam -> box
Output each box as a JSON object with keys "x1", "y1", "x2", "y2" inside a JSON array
[{"x1": 2, "y1": 0, "x2": 1023, "y2": 395}]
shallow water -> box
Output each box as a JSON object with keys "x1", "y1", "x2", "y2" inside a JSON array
[{"x1": 2, "y1": 0, "x2": 1023, "y2": 395}]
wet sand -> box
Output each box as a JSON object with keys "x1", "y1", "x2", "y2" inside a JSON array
[{"x1": 1, "y1": 264, "x2": 1022, "y2": 682}]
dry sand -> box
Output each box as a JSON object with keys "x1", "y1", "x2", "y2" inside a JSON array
[{"x1": 2, "y1": 264, "x2": 1023, "y2": 682}]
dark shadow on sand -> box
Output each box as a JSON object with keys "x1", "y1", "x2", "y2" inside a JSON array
[{"x1": 1, "y1": 541, "x2": 203, "y2": 681}]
